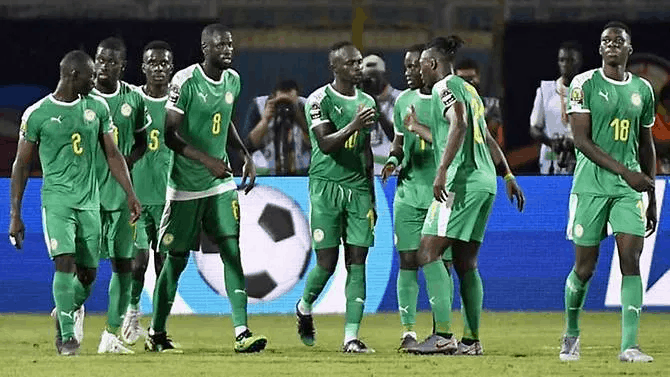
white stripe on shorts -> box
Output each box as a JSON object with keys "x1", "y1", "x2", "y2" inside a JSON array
[
  {"x1": 437, "y1": 192, "x2": 455, "y2": 237},
  {"x1": 41, "y1": 207, "x2": 52, "y2": 253}
]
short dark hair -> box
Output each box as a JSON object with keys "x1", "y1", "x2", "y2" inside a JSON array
[
  {"x1": 330, "y1": 41, "x2": 355, "y2": 54},
  {"x1": 455, "y1": 58, "x2": 479, "y2": 73},
  {"x1": 143, "y1": 40, "x2": 172, "y2": 54},
  {"x1": 603, "y1": 21, "x2": 632, "y2": 39},
  {"x1": 559, "y1": 40, "x2": 583, "y2": 55},
  {"x1": 426, "y1": 35, "x2": 465, "y2": 60},
  {"x1": 274, "y1": 79, "x2": 299, "y2": 94},
  {"x1": 98, "y1": 37, "x2": 126, "y2": 58},
  {"x1": 407, "y1": 44, "x2": 425, "y2": 54},
  {"x1": 202, "y1": 23, "x2": 229, "y2": 43},
  {"x1": 660, "y1": 83, "x2": 670, "y2": 102}
]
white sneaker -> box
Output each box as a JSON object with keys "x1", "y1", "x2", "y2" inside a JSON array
[
  {"x1": 619, "y1": 346, "x2": 653, "y2": 363},
  {"x1": 122, "y1": 307, "x2": 146, "y2": 345},
  {"x1": 73, "y1": 305, "x2": 85, "y2": 344},
  {"x1": 559, "y1": 335, "x2": 580, "y2": 361},
  {"x1": 97, "y1": 330, "x2": 135, "y2": 354}
]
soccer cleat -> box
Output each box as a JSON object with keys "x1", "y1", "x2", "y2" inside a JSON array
[
  {"x1": 234, "y1": 330, "x2": 268, "y2": 353},
  {"x1": 406, "y1": 334, "x2": 458, "y2": 355},
  {"x1": 619, "y1": 346, "x2": 653, "y2": 363},
  {"x1": 343, "y1": 339, "x2": 375, "y2": 353},
  {"x1": 398, "y1": 334, "x2": 419, "y2": 352},
  {"x1": 296, "y1": 302, "x2": 316, "y2": 346},
  {"x1": 97, "y1": 330, "x2": 135, "y2": 354},
  {"x1": 59, "y1": 338, "x2": 80, "y2": 356},
  {"x1": 73, "y1": 305, "x2": 85, "y2": 344},
  {"x1": 455, "y1": 340, "x2": 484, "y2": 356},
  {"x1": 122, "y1": 307, "x2": 146, "y2": 345},
  {"x1": 145, "y1": 328, "x2": 183, "y2": 353},
  {"x1": 559, "y1": 335, "x2": 580, "y2": 361},
  {"x1": 51, "y1": 308, "x2": 63, "y2": 354}
]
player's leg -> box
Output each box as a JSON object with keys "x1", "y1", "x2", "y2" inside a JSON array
[
  {"x1": 146, "y1": 199, "x2": 203, "y2": 353},
  {"x1": 610, "y1": 196, "x2": 652, "y2": 362}
]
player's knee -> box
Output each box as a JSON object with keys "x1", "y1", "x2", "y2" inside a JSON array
[
  {"x1": 53, "y1": 255, "x2": 76, "y2": 273},
  {"x1": 574, "y1": 264, "x2": 595, "y2": 282},
  {"x1": 399, "y1": 252, "x2": 419, "y2": 270},
  {"x1": 77, "y1": 268, "x2": 97, "y2": 286},
  {"x1": 315, "y1": 249, "x2": 338, "y2": 274},
  {"x1": 111, "y1": 258, "x2": 133, "y2": 274},
  {"x1": 619, "y1": 251, "x2": 641, "y2": 275}
]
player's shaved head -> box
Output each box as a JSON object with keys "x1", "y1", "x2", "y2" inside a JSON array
[
  {"x1": 201, "y1": 23, "x2": 229, "y2": 45},
  {"x1": 328, "y1": 41, "x2": 356, "y2": 67},
  {"x1": 97, "y1": 37, "x2": 126, "y2": 59},
  {"x1": 60, "y1": 50, "x2": 93, "y2": 77}
]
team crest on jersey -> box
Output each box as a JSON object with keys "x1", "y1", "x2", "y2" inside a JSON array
[
  {"x1": 631, "y1": 93, "x2": 642, "y2": 107},
  {"x1": 309, "y1": 102, "x2": 321, "y2": 120},
  {"x1": 225, "y1": 91, "x2": 234, "y2": 104},
  {"x1": 163, "y1": 233, "x2": 174, "y2": 245},
  {"x1": 168, "y1": 84, "x2": 180, "y2": 104},
  {"x1": 120, "y1": 103, "x2": 132, "y2": 117},
  {"x1": 84, "y1": 109, "x2": 96, "y2": 122},
  {"x1": 440, "y1": 88, "x2": 456, "y2": 108},
  {"x1": 570, "y1": 87, "x2": 584, "y2": 106},
  {"x1": 313, "y1": 228, "x2": 324, "y2": 243},
  {"x1": 574, "y1": 224, "x2": 584, "y2": 238},
  {"x1": 50, "y1": 238, "x2": 58, "y2": 250}
]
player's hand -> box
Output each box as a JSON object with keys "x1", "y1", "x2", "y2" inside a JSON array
[
  {"x1": 433, "y1": 168, "x2": 448, "y2": 202},
  {"x1": 381, "y1": 162, "x2": 396, "y2": 184},
  {"x1": 240, "y1": 155, "x2": 256, "y2": 195},
  {"x1": 8, "y1": 215, "x2": 25, "y2": 250},
  {"x1": 127, "y1": 194, "x2": 141, "y2": 224},
  {"x1": 403, "y1": 105, "x2": 419, "y2": 133},
  {"x1": 506, "y1": 178, "x2": 525, "y2": 212},
  {"x1": 645, "y1": 196, "x2": 658, "y2": 237},
  {"x1": 352, "y1": 105, "x2": 376, "y2": 130},
  {"x1": 623, "y1": 170, "x2": 655, "y2": 193},
  {"x1": 203, "y1": 156, "x2": 232, "y2": 179}
]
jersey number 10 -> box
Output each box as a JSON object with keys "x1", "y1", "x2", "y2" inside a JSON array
[
  {"x1": 610, "y1": 118, "x2": 630, "y2": 142},
  {"x1": 345, "y1": 130, "x2": 359, "y2": 149}
]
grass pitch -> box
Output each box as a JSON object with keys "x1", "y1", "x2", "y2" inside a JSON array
[{"x1": 0, "y1": 312, "x2": 667, "y2": 376}]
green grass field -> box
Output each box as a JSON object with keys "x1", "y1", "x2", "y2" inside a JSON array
[{"x1": 0, "y1": 312, "x2": 668, "y2": 376}]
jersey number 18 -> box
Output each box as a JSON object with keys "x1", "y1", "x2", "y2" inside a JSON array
[{"x1": 610, "y1": 118, "x2": 630, "y2": 142}]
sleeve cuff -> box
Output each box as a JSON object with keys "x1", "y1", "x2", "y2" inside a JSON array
[
  {"x1": 566, "y1": 109, "x2": 590, "y2": 114},
  {"x1": 309, "y1": 120, "x2": 329, "y2": 129},
  {"x1": 166, "y1": 104, "x2": 184, "y2": 115},
  {"x1": 643, "y1": 122, "x2": 654, "y2": 128}
]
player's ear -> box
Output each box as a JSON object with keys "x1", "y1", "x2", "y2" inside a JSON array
[
  {"x1": 430, "y1": 58, "x2": 437, "y2": 70},
  {"x1": 628, "y1": 45, "x2": 633, "y2": 56}
]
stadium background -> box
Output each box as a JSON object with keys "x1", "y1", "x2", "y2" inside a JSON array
[{"x1": 1, "y1": 0, "x2": 669, "y2": 314}]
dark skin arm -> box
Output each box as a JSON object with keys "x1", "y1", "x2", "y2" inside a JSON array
[
  {"x1": 312, "y1": 106, "x2": 375, "y2": 154},
  {"x1": 570, "y1": 113, "x2": 654, "y2": 192},
  {"x1": 404, "y1": 105, "x2": 433, "y2": 144},
  {"x1": 100, "y1": 132, "x2": 141, "y2": 223},
  {"x1": 227, "y1": 121, "x2": 256, "y2": 194},
  {"x1": 433, "y1": 102, "x2": 468, "y2": 202},
  {"x1": 8, "y1": 137, "x2": 35, "y2": 249},
  {"x1": 125, "y1": 129, "x2": 147, "y2": 169},
  {"x1": 364, "y1": 132, "x2": 375, "y2": 205},
  {"x1": 639, "y1": 126, "x2": 657, "y2": 236},
  {"x1": 381, "y1": 133, "x2": 404, "y2": 183},
  {"x1": 376, "y1": 107, "x2": 395, "y2": 142},
  {"x1": 485, "y1": 127, "x2": 525, "y2": 212}
]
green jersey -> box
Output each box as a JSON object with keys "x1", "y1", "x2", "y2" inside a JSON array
[
  {"x1": 93, "y1": 82, "x2": 147, "y2": 211},
  {"x1": 20, "y1": 94, "x2": 113, "y2": 210},
  {"x1": 306, "y1": 84, "x2": 376, "y2": 191},
  {"x1": 165, "y1": 64, "x2": 240, "y2": 200},
  {"x1": 393, "y1": 88, "x2": 436, "y2": 208},
  {"x1": 568, "y1": 68, "x2": 655, "y2": 197},
  {"x1": 132, "y1": 87, "x2": 171, "y2": 205},
  {"x1": 431, "y1": 75, "x2": 496, "y2": 194}
]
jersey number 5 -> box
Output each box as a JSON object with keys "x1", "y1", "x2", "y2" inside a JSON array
[
  {"x1": 149, "y1": 129, "x2": 160, "y2": 151},
  {"x1": 212, "y1": 112, "x2": 222, "y2": 135},
  {"x1": 71, "y1": 133, "x2": 83, "y2": 155},
  {"x1": 610, "y1": 118, "x2": 630, "y2": 142},
  {"x1": 345, "y1": 130, "x2": 359, "y2": 149},
  {"x1": 470, "y1": 98, "x2": 485, "y2": 144}
]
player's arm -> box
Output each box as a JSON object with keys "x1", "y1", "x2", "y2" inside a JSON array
[
  {"x1": 312, "y1": 106, "x2": 375, "y2": 154},
  {"x1": 164, "y1": 109, "x2": 231, "y2": 178},
  {"x1": 433, "y1": 101, "x2": 468, "y2": 202},
  {"x1": 126, "y1": 105, "x2": 148, "y2": 168},
  {"x1": 228, "y1": 121, "x2": 255, "y2": 193},
  {"x1": 571, "y1": 113, "x2": 653, "y2": 192},
  {"x1": 485, "y1": 127, "x2": 525, "y2": 211},
  {"x1": 382, "y1": 103, "x2": 405, "y2": 182},
  {"x1": 376, "y1": 103, "x2": 395, "y2": 142},
  {"x1": 639, "y1": 125, "x2": 657, "y2": 234},
  {"x1": 404, "y1": 105, "x2": 432, "y2": 144},
  {"x1": 100, "y1": 132, "x2": 141, "y2": 222},
  {"x1": 8, "y1": 137, "x2": 36, "y2": 249}
]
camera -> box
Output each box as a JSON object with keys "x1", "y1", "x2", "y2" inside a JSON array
[{"x1": 274, "y1": 98, "x2": 296, "y2": 128}]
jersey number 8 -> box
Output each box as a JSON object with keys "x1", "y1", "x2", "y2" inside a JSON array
[
  {"x1": 212, "y1": 112, "x2": 222, "y2": 135},
  {"x1": 149, "y1": 129, "x2": 160, "y2": 151},
  {"x1": 610, "y1": 118, "x2": 630, "y2": 142},
  {"x1": 71, "y1": 133, "x2": 83, "y2": 155}
]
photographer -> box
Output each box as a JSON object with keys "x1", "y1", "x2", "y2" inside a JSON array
[{"x1": 242, "y1": 80, "x2": 310, "y2": 175}]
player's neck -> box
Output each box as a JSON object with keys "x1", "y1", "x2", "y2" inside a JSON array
[
  {"x1": 560, "y1": 76, "x2": 572, "y2": 87},
  {"x1": 419, "y1": 86, "x2": 431, "y2": 95},
  {"x1": 601, "y1": 64, "x2": 627, "y2": 82},
  {"x1": 331, "y1": 78, "x2": 356, "y2": 97},
  {"x1": 143, "y1": 83, "x2": 168, "y2": 98},
  {"x1": 53, "y1": 83, "x2": 78, "y2": 102},
  {"x1": 95, "y1": 80, "x2": 119, "y2": 95},
  {"x1": 200, "y1": 61, "x2": 223, "y2": 82}
]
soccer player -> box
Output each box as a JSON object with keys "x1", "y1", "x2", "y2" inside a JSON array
[
  {"x1": 121, "y1": 40, "x2": 174, "y2": 345},
  {"x1": 561, "y1": 21, "x2": 656, "y2": 363},
  {"x1": 381, "y1": 43, "x2": 437, "y2": 351},
  {"x1": 406, "y1": 37, "x2": 524, "y2": 355},
  {"x1": 296, "y1": 41, "x2": 377, "y2": 353},
  {"x1": 8, "y1": 50, "x2": 141, "y2": 356},
  {"x1": 92, "y1": 37, "x2": 148, "y2": 354},
  {"x1": 146, "y1": 24, "x2": 267, "y2": 354}
]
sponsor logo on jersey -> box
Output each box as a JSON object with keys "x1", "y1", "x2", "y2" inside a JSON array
[
  {"x1": 570, "y1": 87, "x2": 584, "y2": 106},
  {"x1": 309, "y1": 102, "x2": 321, "y2": 120},
  {"x1": 84, "y1": 109, "x2": 96, "y2": 122},
  {"x1": 197, "y1": 92, "x2": 208, "y2": 102},
  {"x1": 50, "y1": 116, "x2": 63, "y2": 123},
  {"x1": 313, "y1": 228, "x2": 324, "y2": 243},
  {"x1": 168, "y1": 84, "x2": 180, "y2": 104},
  {"x1": 225, "y1": 91, "x2": 234, "y2": 104},
  {"x1": 120, "y1": 103, "x2": 132, "y2": 117},
  {"x1": 439, "y1": 88, "x2": 456, "y2": 108},
  {"x1": 631, "y1": 93, "x2": 642, "y2": 107}
]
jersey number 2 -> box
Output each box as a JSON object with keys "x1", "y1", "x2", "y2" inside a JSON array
[
  {"x1": 71, "y1": 133, "x2": 83, "y2": 155},
  {"x1": 149, "y1": 129, "x2": 160, "y2": 151},
  {"x1": 212, "y1": 112, "x2": 222, "y2": 135}
]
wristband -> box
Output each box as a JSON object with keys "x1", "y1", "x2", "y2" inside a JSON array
[
  {"x1": 385, "y1": 156, "x2": 399, "y2": 167},
  {"x1": 504, "y1": 173, "x2": 515, "y2": 182}
]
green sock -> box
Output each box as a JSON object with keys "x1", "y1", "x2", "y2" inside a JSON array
[
  {"x1": 621, "y1": 275, "x2": 643, "y2": 352},
  {"x1": 460, "y1": 269, "x2": 483, "y2": 340},
  {"x1": 344, "y1": 264, "x2": 366, "y2": 337},
  {"x1": 106, "y1": 271, "x2": 132, "y2": 334},
  {"x1": 564, "y1": 269, "x2": 590, "y2": 337},
  {"x1": 397, "y1": 269, "x2": 419, "y2": 332},
  {"x1": 302, "y1": 264, "x2": 333, "y2": 306},
  {"x1": 72, "y1": 275, "x2": 92, "y2": 310},
  {"x1": 219, "y1": 237, "x2": 247, "y2": 328},
  {"x1": 53, "y1": 271, "x2": 76, "y2": 341},
  {"x1": 151, "y1": 253, "x2": 187, "y2": 333},
  {"x1": 423, "y1": 260, "x2": 452, "y2": 335}
]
